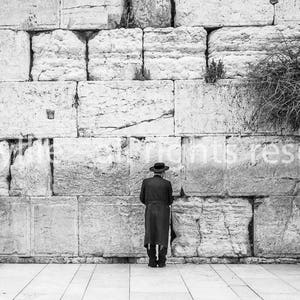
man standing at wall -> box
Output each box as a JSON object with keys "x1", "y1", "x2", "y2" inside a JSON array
[{"x1": 140, "y1": 162, "x2": 174, "y2": 267}]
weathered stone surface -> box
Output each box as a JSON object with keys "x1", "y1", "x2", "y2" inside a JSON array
[
  {"x1": 129, "y1": 137, "x2": 182, "y2": 195},
  {"x1": 175, "y1": 80, "x2": 258, "y2": 135},
  {"x1": 208, "y1": 25, "x2": 300, "y2": 78},
  {"x1": 53, "y1": 138, "x2": 130, "y2": 195},
  {"x1": 131, "y1": 0, "x2": 171, "y2": 28},
  {"x1": 182, "y1": 137, "x2": 226, "y2": 196},
  {"x1": 175, "y1": 0, "x2": 274, "y2": 27},
  {"x1": 254, "y1": 196, "x2": 300, "y2": 257},
  {"x1": 275, "y1": 0, "x2": 300, "y2": 24},
  {"x1": 0, "y1": 30, "x2": 30, "y2": 81},
  {"x1": 79, "y1": 196, "x2": 145, "y2": 257},
  {"x1": 0, "y1": 197, "x2": 30, "y2": 255},
  {"x1": 89, "y1": 29, "x2": 142, "y2": 80},
  {"x1": 144, "y1": 27, "x2": 206, "y2": 80},
  {"x1": 0, "y1": 82, "x2": 77, "y2": 138},
  {"x1": 0, "y1": 141, "x2": 10, "y2": 196},
  {"x1": 226, "y1": 136, "x2": 300, "y2": 196},
  {"x1": 78, "y1": 81, "x2": 174, "y2": 136},
  {"x1": 61, "y1": 0, "x2": 123, "y2": 29},
  {"x1": 10, "y1": 140, "x2": 51, "y2": 196},
  {"x1": 32, "y1": 30, "x2": 86, "y2": 81},
  {"x1": 0, "y1": 0, "x2": 59, "y2": 30},
  {"x1": 172, "y1": 197, "x2": 252, "y2": 257},
  {"x1": 31, "y1": 197, "x2": 78, "y2": 256}
]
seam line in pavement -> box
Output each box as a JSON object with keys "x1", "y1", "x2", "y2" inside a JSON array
[
  {"x1": 13, "y1": 263, "x2": 49, "y2": 300},
  {"x1": 60, "y1": 264, "x2": 82, "y2": 300},
  {"x1": 225, "y1": 264, "x2": 263, "y2": 299},
  {"x1": 81, "y1": 264, "x2": 97, "y2": 300},
  {"x1": 175, "y1": 264, "x2": 195, "y2": 300}
]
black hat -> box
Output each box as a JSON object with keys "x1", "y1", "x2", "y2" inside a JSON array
[{"x1": 149, "y1": 162, "x2": 169, "y2": 173}]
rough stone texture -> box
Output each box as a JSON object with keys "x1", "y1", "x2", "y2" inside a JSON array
[
  {"x1": 172, "y1": 197, "x2": 252, "y2": 257},
  {"x1": 175, "y1": 80, "x2": 259, "y2": 135},
  {"x1": 78, "y1": 81, "x2": 174, "y2": 136},
  {"x1": 32, "y1": 30, "x2": 86, "y2": 81},
  {"x1": 10, "y1": 140, "x2": 51, "y2": 197},
  {"x1": 61, "y1": 0, "x2": 124, "y2": 29},
  {"x1": 129, "y1": 137, "x2": 182, "y2": 195},
  {"x1": 53, "y1": 138, "x2": 130, "y2": 196},
  {"x1": 254, "y1": 196, "x2": 300, "y2": 257},
  {"x1": 79, "y1": 196, "x2": 145, "y2": 257},
  {"x1": 89, "y1": 29, "x2": 142, "y2": 80},
  {"x1": 275, "y1": 0, "x2": 300, "y2": 24},
  {"x1": 208, "y1": 25, "x2": 300, "y2": 78},
  {"x1": 175, "y1": 0, "x2": 274, "y2": 27},
  {"x1": 0, "y1": 141, "x2": 10, "y2": 196},
  {"x1": 31, "y1": 197, "x2": 78, "y2": 256},
  {"x1": 144, "y1": 27, "x2": 206, "y2": 80},
  {"x1": 0, "y1": 30, "x2": 30, "y2": 81},
  {"x1": 0, "y1": 197, "x2": 30, "y2": 255},
  {"x1": 0, "y1": 82, "x2": 77, "y2": 138},
  {"x1": 0, "y1": 0, "x2": 59, "y2": 30},
  {"x1": 226, "y1": 136, "x2": 300, "y2": 196},
  {"x1": 131, "y1": 0, "x2": 171, "y2": 28},
  {"x1": 182, "y1": 137, "x2": 226, "y2": 196}
]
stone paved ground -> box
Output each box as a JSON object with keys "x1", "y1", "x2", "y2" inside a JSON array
[{"x1": 0, "y1": 264, "x2": 300, "y2": 300}]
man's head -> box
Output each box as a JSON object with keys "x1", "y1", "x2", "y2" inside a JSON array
[{"x1": 149, "y1": 162, "x2": 169, "y2": 177}]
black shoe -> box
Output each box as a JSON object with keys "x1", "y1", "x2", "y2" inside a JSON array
[
  {"x1": 158, "y1": 262, "x2": 166, "y2": 268},
  {"x1": 148, "y1": 259, "x2": 157, "y2": 267}
]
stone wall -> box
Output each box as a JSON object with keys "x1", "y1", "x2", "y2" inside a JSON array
[{"x1": 0, "y1": 0, "x2": 300, "y2": 263}]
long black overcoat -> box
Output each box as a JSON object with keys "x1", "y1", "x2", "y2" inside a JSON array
[{"x1": 139, "y1": 175, "x2": 174, "y2": 248}]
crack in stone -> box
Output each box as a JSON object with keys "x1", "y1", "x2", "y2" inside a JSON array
[{"x1": 221, "y1": 206, "x2": 237, "y2": 256}]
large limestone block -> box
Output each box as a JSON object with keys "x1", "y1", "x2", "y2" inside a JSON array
[
  {"x1": 226, "y1": 136, "x2": 300, "y2": 196},
  {"x1": 10, "y1": 140, "x2": 51, "y2": 196},
  {"x1": 0, "y1": 197, "x2": 30, "y2": 255},
  {"x1": 129, "y1": 137, "x2": 182, "y2": 195},
  {"x1": 182, "y1": 137, "x2": 226, "y2": 196},
  {"x1": 175, "y1": 80, "x2": 258, "y2": 135},
  {"x1": 254, "y1": 196, "x2": 300, "y2": 257},
  {"x1": 32, "y1": 30, "x2": 86, "y2": 81},
  {"x1": 0, "y1": 0, "x2": 59, "y2": 30},
  {"x1": 172, "y1": 197, "x2": 252, "y2": 257},
  {"x1": 175, "y1": 0, "x2": 273, "y2": 27},
  {"x1": 0, "y1": 141, "x2": 10, "y2": 196},
  {"x1": 31, "y1": 197, "x2": 78, "y2": 256},
  {"x1": 144, "y1": 27, "x2": 206, "y2": 80},
  {"x1": 79, "y1": 196, "x2": 145, "y2": 257},
  {"x1": 0, "y1": 82, "x2": 77, "y2": 138},
  {"x1": 53, "y1": 138, "x2": 130, "y2": 195},
  {"x1": 78, "y1": 81, "x2": 174, "y2": 136},
  {"x1": 131, "y1": 0, "x2": 171, "y2": 28},
  {"x1": 89, "y1": 29, "x2": 142, "y2": 80},
  {"x1": 0, "y1": 30, "x2": 30, "y2": 81},
  {"x1": 275, "y1": 0, "x2": 300, "y2": 24},
  {"x1": 208, "y1": 25, "x2": 300, "y2": 78},
  {"x1": 61, "y1": 0, "x2": 124, "y2": 29}
]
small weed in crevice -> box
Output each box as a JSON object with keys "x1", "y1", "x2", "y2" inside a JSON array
[
  {"x1": 204, "y1": 59, "x2": 226, "y2": 83},
  {"x1": 134, "y1": 67, "x2": 151, "y2": 80}
]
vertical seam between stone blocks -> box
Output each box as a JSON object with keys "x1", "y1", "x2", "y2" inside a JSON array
[
  {"x1": 170, "y1": 0, "x2": 176, "y2": 27},
  {"x1": 172, "y1": 80, "x2": 175, "y2": 136},
  {"x1": 85, "y1": 35, "x2": 90, "y2": 80},
  {"x1": 49, "y1": 139, "x2": 54, "y2": 195},
  {"x1": 73, "y1": 82, "x2": 80, "y2": 138},
  {"x1": 30, "y1": 197, "x2": 34, "y2": 256},
  {"x1": 272, "y1": 2, "x2": 276, "y2": 25},
  {"x1": 59, "y1": 0, "x2": 62, "y2": 28},
  {"x1": 142, "y1": 29, "x2": 145, "y2": 76},
  {"x1": 204, "y1": 28, "x2": 209, "y2": 70},
  {"x1": 224, "y1": 135, "x2": 229, "y2": 196},
  {"x1": 28, "y1": 32, "x2": 34, "y2": 81}
]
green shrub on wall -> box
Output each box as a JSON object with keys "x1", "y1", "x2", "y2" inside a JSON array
[{"x1": 246, "y1": 36, "x2": 300, "y2": 132}]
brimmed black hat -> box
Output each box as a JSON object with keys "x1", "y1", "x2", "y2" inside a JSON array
[{"x1": 149, "y1": 162, "x2": 169, "y2": 173}]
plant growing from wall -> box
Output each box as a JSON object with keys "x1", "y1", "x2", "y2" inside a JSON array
[
  {"x1": 246, "y1": 36, "x2": 300, "y2": 131},
  {"x1": 205, "y1": 59, "x2": 226, "y2": 83},
  {"x1": 134, "y1": 67, "x2": 151, "y2": 80},
  {"x1": 118, "y1": 0, "x2": 136, "y2": 28}
]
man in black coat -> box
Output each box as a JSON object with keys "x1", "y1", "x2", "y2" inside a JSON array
[{"x1": 140, "y1": 162, "x2": 174, "y2": 267}]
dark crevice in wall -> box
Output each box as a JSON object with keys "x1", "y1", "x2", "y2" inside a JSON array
[
  {"x1": 170, "y1": 0, "x2": 176, "y2": 27},
  {"x1": 28, "y1": 32, "x2": 34, "y2": 81},
  {"x1": 170, "y1": 213, "x2": 177, "y2": 244},
  {"x1": 49, "y1": 138, "x2": 54, "y2": 196},
  {"x1": 204, "y1": 27, "x2": 221, "y2": 69},
  {"x1": 73, "y1": 82, "x2": 80, "y2": 138},
  {"x1": 270, "y1": 0, "x2": 278, "y2": 25},
  {"x1": 142, "y1": 30, "x2": 145, "y2": 76},
  {"x1": 119, "y1": 0, "x2": 135, "y2": 28}
]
